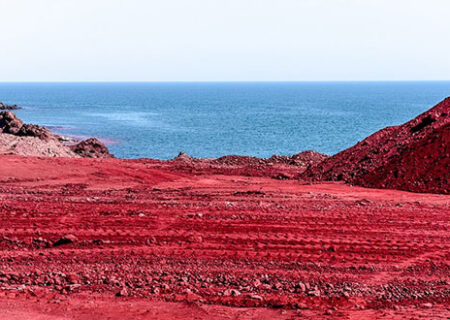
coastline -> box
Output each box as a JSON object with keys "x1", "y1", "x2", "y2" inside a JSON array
[{"x1": 0, "y1": 95, "x2": 448, "y2": 194}]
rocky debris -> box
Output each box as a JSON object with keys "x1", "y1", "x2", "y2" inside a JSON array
[
  {"x1": 290, "y1": 150, "x2": 329, "y2": 166},
  {"x1": 0, "y1": 111, "x2": 53, "y2": 140},
  {"x1": 0, "y1": 134, "x2": 78, "y2": 157},
  {"x1": 212, "y1": 155, "x2": 264, "y2": 166},
  {"x1": 268, "y1": 150, "x2": 329, "y2": 167},
  {"x1": 0, "y1": 102, "x2": 21, "y2": 110},
  {"x1": 70, "y1": 138, "x2": 114, "y2": 158},
  {"x1": 17, "y1": 124, "x2": 53, "y2": 141},
  {"x1": 169, "y1": 151, "x2": 329, "y2": 179},
  {"x1": 115, "y1": 287, "x2": 128, "y2": 297},
  {"x1": 0, "y1": 111, "x2": 26, "y2": 135},
  {"x1": 0, "y1": 111, "x2": 113, "y2": 158},
  {"x1": 52, "y1": 234, "x2": 78, "y2": 247},
  {"x1": 173, "y1": 151, "x2": 194, "y2": 162},
  {"x1": 223, "y1": 289, "x2": 242, "y2": 297},
  {"x1": 302, "y1": 97, "x2": 450, "y2": 194}
]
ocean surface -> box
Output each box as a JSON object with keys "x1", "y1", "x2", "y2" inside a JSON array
[{"x1": 0, "y1": 82, "x2": 449, "y2": 159}]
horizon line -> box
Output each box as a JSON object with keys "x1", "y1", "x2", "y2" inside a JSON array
[{"x1": 0, "y1": 80, "x2": 450, "y2": 84}]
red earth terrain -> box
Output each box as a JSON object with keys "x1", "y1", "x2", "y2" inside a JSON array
[
  {"x1": 302, "y1": 97, "x2": 449, "y2": 194},
  {"x1": 0, "y1": 155, "x2": 449, "y2": 319}
]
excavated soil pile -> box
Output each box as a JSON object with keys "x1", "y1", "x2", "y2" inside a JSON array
[
  {"x1": 171, "y1": 150, "x2": 328, "y2": 179},
  {"x1": 302, "y1": 98, "x2": 450, "y2": 194}
]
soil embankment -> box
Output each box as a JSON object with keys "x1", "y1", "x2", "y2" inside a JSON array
[{"x1": 302, "y1": 98, "x2": 449, "y2": 194}]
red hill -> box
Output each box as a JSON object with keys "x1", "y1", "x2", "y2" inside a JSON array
[{"x1": 302, "y1": 97, "x2": 450, "y2": 194}]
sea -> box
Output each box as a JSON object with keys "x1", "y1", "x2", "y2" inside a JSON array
[{"x1": 0, "y1": 82, "x2": 449, "y2": 159}]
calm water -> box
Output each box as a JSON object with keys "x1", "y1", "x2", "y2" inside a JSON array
[{"x1": 0, "y1": 82, "x2": 448, "y2": 159}]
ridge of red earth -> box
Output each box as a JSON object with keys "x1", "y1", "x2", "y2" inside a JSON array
[
  {"x1": 301, "y1": 97, "x2": 450, "y2": 194},
  {"x1": 169, "y1": 150, "x2": 329, "y2": 179}
]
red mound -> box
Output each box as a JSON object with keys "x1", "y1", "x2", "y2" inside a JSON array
[
  {"x1": 273, "y1": 150, "x2": 329, "y2": 166},
  {"x1": 302, "y1": 98, "x2": 450, "y2": 194},
  {"x1": 171, "y1": 150, "x2": 328, "y2": 179}
]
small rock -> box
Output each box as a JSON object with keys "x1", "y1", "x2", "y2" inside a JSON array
[
  {"x1": 224, "y1": 289, "x2": 241, "y2": 297},
  {"x1": 307, "y1": 288, "x2": 321, "y2": 297},
  {"x1": 324, "y1": 309, "x2": 334, "y2": 315},
  {"x1": 116, "y1": 288, "x2": 128, "y2": 297},
  {"x1": 297, "y1": 282, "x2": 306, "y2": 292},
  {"x1": 53, "y1": 234, "x2": 78, "y2": 247},
  {"x1": 70, "y1": 138, "x2": 114, "y2": 158}
]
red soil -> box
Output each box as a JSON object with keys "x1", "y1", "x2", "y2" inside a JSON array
[
  {"x1": 0, "y1": 155, "x2": 449, "y2": 319},
  {"x1": 302, "y1": 98, "x2": 450, "y2": 194},
  {"x1": 171, "y1": 150, "x2": 328, "y2": 179}
]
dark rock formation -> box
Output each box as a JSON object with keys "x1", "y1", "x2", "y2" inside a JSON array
[
  {"x1": 0, "y1": 111, "x2": 53, "y2": 141},
  {"x1": 0, "y1": 111, "x2": 24, "y2": 134},
  {"x1": 18, "y1": 124, "x2": 53, "y2": 140},
  {"x1": 70, "y1": 138, "x2": 114, "y2": 158},
  {"x1": 0, "y1": 102, "x2": 21, "y2": 110},
  {"x1": 174, "y1": 151, "x2": 194, "y2": 162},
  {"x1": 0, "y1": 111, "x2": 114, "y2": 158}
]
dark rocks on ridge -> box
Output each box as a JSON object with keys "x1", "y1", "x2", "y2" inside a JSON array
[
  {"x1": 0, "y1": 111, "x2": 24, "y2": 135},
  {"x1": 0, "y1": 102, "x2": 22, "y2": 110},
  {"x1": 0, "y1": 111, "x2": 55, "y2": 141},
  {"x1": 70, "y1": 138, "x2": 114, "y2": 158},
  {"x1": 0, "y1": 111, "x2": 114, "y2": 158}
]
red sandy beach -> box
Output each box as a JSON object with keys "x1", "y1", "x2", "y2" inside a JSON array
[{"x1": 0, "y1": 99, "x2": 448, "y2": 319}]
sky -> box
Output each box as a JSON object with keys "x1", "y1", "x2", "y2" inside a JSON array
[{"x1": 0, "y1": 0, "x2": 449, "y2": 82}]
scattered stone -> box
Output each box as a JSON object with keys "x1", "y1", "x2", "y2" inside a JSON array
[
  {"x1": 70, "y1": 138, "x2": 114, "y2": 158},
  {"x1": 223, "y1": 289, "x2": 241, "y2": 297},
  {"x1": 116, "y1": 288, "x2": 128, "y2": 297},
  {"x1": 174, "y1": 151, "x2": 193, "y2": 162},
  {"x1": 53, "y1": 234, "x2": 78, "y2": 247},
  {"x1": 0, "y1": 102, "x2": 21, "y2": 110},
  {"x1": 307, "y1": 288, "x2": 321, "y2": 297}
]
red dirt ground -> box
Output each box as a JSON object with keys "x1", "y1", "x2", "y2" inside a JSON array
[{"x1": 0, "y1": 155, "x2": 449, "y2": 319}]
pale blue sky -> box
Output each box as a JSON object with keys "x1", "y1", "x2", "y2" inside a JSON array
[{"x1": 0, "y1": 0, "x2": 449, "y2": 81}]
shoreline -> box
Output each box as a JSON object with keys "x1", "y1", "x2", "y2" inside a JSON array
[{"x1": 0, "y1": 96, "x2": 448, "y2": 194}]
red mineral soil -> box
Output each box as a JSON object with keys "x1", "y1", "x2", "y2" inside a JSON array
[
  {"x1": 0, "y1": 101, "x2": 449, "y2": 319},
  {"x1": 302, "y1": 97, "x2": 449, "y2": 194}
]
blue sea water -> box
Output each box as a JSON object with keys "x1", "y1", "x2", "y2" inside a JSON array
[{"x1": 0, "y1": 82, "x2": 449, "y2": 159}]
